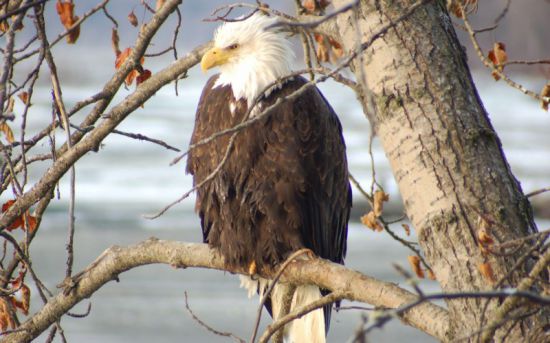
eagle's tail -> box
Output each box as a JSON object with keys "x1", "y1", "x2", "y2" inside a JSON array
[{"x1": 240, "y1": 276, "x2": 326, "y2": 343}]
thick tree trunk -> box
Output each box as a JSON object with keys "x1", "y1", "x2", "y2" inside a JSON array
[{"x1": 332, "y1": 0, "x2": 546, "y2": 341}]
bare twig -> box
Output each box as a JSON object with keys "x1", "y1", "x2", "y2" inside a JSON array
[
  {"x1": 146, "y1": 132, "x2": 238, "y2": 219},
  {"x1": 35, "y1": 6, "x2": 77, "y2": 278},
  {"x1": 66, "y1": 302, "x2": 92, "y2": 318},
  {"x1": 172, "y1": 7, "x2": 182, "y2": 94},
  {"x1": 250, "y1": 249, "x2": 312, "y2": 343},
  {"x1": 504, "y1": 59, "x2": 550, "y2": 66},
  {"x1": 15, "y1": 0, "x2": 112, "y2": 63},
  {"x1": 206, "y1": 2, "x2": 294, "y2": 24},
  {"x1": 184, "y1": 292, "x2": 246, "y2": 343},
  {"x1": 0, "y1": 0, "x2": 46, "y2": 22},
  {"x1": 112, "y1": 129, "x2": 180, "y2": 152},
  {"x1": 526, "y1": 186, "x2": 550, "y2": 198},
  {"x1": 258, "y1": 291, "x2": 347, "y2": 343},
  {"x1": 461, "y1": 7, "x2": 543, "y2": 102},
  {"x1": 0, "y1": 0, "x2": 31, "y2": 111},
  {"x1": 350, "y1": 174, "x2": 431, "y2": 273},
  {"x1": 102, "y1": 3, "x2": 118, "y2": 27},
  {"x1": 270, "y1": 0, "x2": 358, "y2": 31}
]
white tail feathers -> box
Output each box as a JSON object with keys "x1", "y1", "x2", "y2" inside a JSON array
[{"x1": 239, "y1": 276, "x2": 326, "y2": 343}]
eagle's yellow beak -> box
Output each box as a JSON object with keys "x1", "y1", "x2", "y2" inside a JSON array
[{"x1": 201, "y1": 47, "x2": 232, "y2": 72}]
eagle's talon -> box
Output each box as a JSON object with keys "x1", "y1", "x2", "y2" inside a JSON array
[
  {"x1": 304, "y1": 249, "x2": 316, "y2": 260},
  {"x1": 248, "y1": 260, "x2": 257, "y2": 276}
]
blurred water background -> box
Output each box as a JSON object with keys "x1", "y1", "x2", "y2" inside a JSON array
[{"x1": 2, "y1": 1, "x2": 550, "y2": 342}]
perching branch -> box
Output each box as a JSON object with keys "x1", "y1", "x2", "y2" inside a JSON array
[{"x1": 0, "y1": 239, "x2": 449, "y2": 342}]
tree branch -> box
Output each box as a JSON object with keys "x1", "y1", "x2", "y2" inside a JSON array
[
  {"x1": 0, "y1": 239, "x2": 449, "y2": 342},
  {"x1": 480, "y1": 246, "x2": 550, "y2": 342},
  {"x1": 0, "y1": 0, "x2": 208, "y2": 232}
]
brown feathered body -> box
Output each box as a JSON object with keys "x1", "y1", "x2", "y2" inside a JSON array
[{"x1": 187, "y1": 75, "x2": 351, "y2": 272}]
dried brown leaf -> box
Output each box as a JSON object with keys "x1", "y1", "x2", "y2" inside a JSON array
[
  {"x1": 315, "y1": 34, "x2": 329, "y2": 63},
  {"x1": 478, "y1": 242, "x2": 490, "y2": 256},
  {"x1": 112, "y1": 28, "x2": 121, "y2": 56},
  {"x1": 448, "y1": 0, "x2": 478, "y2": 18},
  {"x1": 402, "y1": 223, "x2": 411, "y2": 236},
  {"x1": 302, "y1": 0, "x2": 330, "y2": 13},
  {"x1": 478, "y1": 262, "x2": 496, "y2": 284},
  {"x1": 0, "y1": 21, "x2": 8, "y2": 33},
  {"x1": 126, "y1": 70, "x2": 140, "y2": 86},
  {"x1": 56, "y1": 1, "x2": 74, "y2": 28},
  {"x1": 66, "y1": 17, "x2": 80, "y2": 44},
  {"x1": 477, "y1": 217, "x2": 493, "y2": 244},
  {"x1": 56, "y1": 1, "x2": 80, "y2": 44},
  {"x1": 488, "y1": 42, "x2": 507, "y2": 80},
  {"x1": 1, "y1": 200, "x2": 37, "y2": 232},
  {"x1": 373, "y1": 190, "x2": 389, "y2": 217},
  {"x1": 360, "y1": 211, "x2": 383, "y2": 232},
  {"x1": 302, "y1": 0, "x2": 316, "y2": 13},
  {"x1": 0, "y1": 298, "x2": 15, "y2": 331},
  {"x1": 25, "y1": 213, "x2": 37, "y2": 233},
  {"x1": 447, "y1": 2, "x2": 463, "y2": 18},
  {"x1": 128, "y1": 11, "x2": 138, "y2": 27},
  {"x1": 328, "y1": 36, "x2": 343, "y2": 60},
  {"x1": 17, "y1": 92, "x2": 29, "y2": 105},
  {"x1": 115, "y1": 47, "x2": 147, "y2": 86},
  {"x1": 407, "y1": 255, "x2": 425, "y2": 279},
  {"x1": 541, "y1": 83, "x2": 550, "y2": 111},
  {"x1": 313, "y1": 33, "x2": 324, "y2": 44},
  {"x1": 0, "y1": 123, "x2": 15, "y2": 143},
  {"x1": 20, "y1": 284, "x2": 30, "y2": 315},
  {"x1": 7, "y1": 97, "x2": 15, "y2": 113},
  {"x1": 10, "y1": 15, "x2": 23, "y2": 31},
  {"x1": 477, "y1": 216, "x2": 494, "y2": 256},
  {"x1": 136, "y1": 69, "x2": 152, "y2": 86},
  {"x1": 478, "y1": 228, "x2": 493, "y2": 246}
]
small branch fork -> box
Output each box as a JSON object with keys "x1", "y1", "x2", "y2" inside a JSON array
[
  {"x1": 184, "y1": 292, "x2": 246, "y2": 343},
  {"x1": 459, "y1": 4, "x2": 548, "y2": 103}
]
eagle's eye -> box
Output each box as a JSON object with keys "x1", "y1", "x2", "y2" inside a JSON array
[{"x1": 226, "y1": 43, "x2": 239, "y2": 50}]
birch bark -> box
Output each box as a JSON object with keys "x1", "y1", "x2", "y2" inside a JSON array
[{"x1": 332, "y1": 1, "x2": 546, "y2": 340}]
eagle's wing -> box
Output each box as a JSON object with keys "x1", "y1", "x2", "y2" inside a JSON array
[
  {"x1": 186, "y1": 75, "x2": 238, "y2": 243},
  {"x1": 255, "y1": 76, "x2": 351, "y2": 264},
  {"x1": 254, "y1": 76, "x2": 351, "y2": 330}
]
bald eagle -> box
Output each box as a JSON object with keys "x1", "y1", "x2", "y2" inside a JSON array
[{"x1": 187, "y1": 13, "x2": 351, "y2": 342}]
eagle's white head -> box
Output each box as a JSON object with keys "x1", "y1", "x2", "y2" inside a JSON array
[{"x1": 200, "y1": 13, "x2": 294, "y2": 107}]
